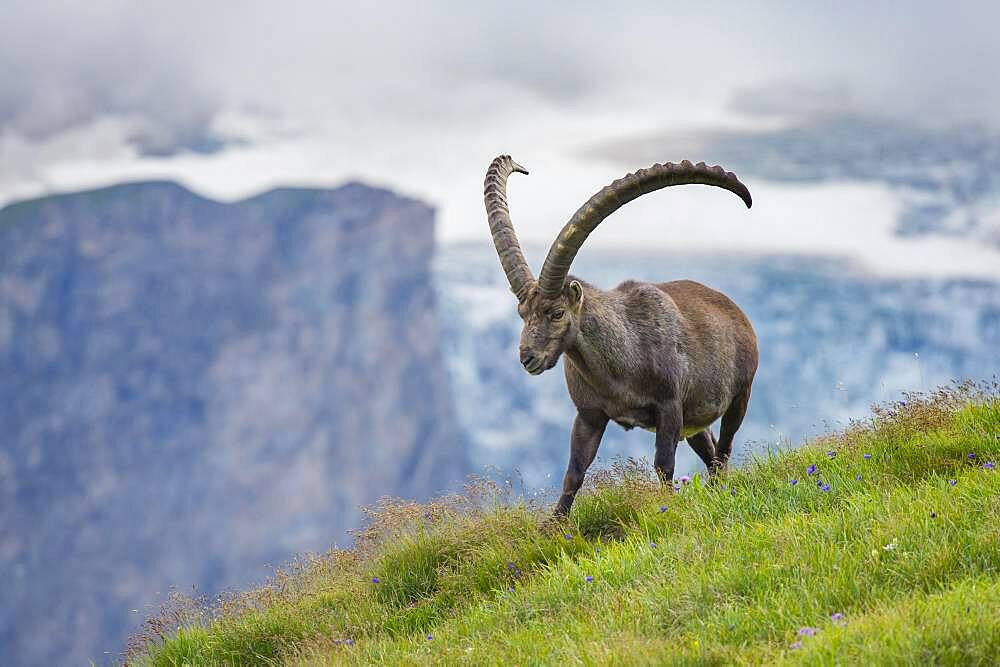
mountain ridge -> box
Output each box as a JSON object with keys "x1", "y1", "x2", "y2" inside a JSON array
[{"x1": 0, "y1": 180, "x2": 430, "y2": 240}]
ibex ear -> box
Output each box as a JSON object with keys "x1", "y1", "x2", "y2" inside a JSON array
[{"x1": 567, "y1": 280, "x2": 584, "y2": 311}]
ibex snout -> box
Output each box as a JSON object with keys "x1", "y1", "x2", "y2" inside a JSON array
[{"x1": 519, "y1": 347, "x2": 541, "y2": 374}]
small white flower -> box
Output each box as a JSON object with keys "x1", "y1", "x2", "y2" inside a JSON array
[{"x1": 883, "y1": 540, "x2": 897, "y2": 551}]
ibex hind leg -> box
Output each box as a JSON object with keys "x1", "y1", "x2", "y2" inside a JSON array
[
  {"x1": 716, "y1": 388, "x2": 750, "y2": 468},
  {"x1": 687, "y1": 429, "x2": 722, "y2": 478}
]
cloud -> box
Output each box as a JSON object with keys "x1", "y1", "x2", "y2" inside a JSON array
[
  {"x1": 4, "y1": 1, "x2": 1000, "y2": 225},
  {"x1": 5, "y1": 2, "x2": 1000, "y2": 143},
  {"x1": 0, "y1": 2, "x2": 229, "y2": 155},
  {"x1": 728, "y1": 81, "x2": 856, "y2": 121}
]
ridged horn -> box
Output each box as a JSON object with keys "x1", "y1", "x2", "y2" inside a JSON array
[
  {"x1": 484, "y1": 155, "x2": 536, "y2": 301},
  {"x1": 537, "y1": 160, "x2": 752, "y2": 299}
]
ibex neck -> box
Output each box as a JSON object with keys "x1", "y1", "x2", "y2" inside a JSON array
[{"x1": 564, "y1": 287, "x2": 631, "y2": 384}]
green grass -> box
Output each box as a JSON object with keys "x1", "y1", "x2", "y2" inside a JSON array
[{"x1": 130, "y1": 383, "x2": 1000, "y2": 665}]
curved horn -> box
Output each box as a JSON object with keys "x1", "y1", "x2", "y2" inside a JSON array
[
  {"x1": 537, "y1": 161, "x2": 752, "y2": 299},
  {"x1": 484, "y1": 155, "x2": 536, "y2": 301}
]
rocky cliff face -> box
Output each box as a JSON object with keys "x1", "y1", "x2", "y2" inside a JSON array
[{"x1": 0, "y1": 182, "x2": 466, "y2": 665}]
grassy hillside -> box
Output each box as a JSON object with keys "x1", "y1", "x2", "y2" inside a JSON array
[{"x1": 130, "y1": 383, "x2": 1000, "y2": 665}]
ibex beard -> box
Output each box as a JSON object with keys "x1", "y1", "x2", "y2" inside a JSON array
[{"x1": 484, "y1": 156, "x2": 758, "y2": 516}]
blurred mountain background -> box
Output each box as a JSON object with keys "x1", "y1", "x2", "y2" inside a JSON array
[
  {"x1": 3, "y1": 2, "x2": 1000, "y2": 664},
  {"x1": 0, "y1": 183, "x2": 465, "y2": 664}
]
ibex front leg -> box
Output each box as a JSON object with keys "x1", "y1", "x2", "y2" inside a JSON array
[
  {"x1": 653, "y1": 400, "x2": 683, "y2": 483},
  {"x1": 554, "y1": 409, "x2": 609, "y2": 516}
]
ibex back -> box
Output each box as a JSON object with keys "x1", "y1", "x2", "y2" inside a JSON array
[{"x1": 483, "y1": 156, "x2": 758, "y2": 515}]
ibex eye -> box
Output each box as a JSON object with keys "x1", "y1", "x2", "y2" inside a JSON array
[{"x1": 551, "y1": 309, "x2": 565, "y2": 320}]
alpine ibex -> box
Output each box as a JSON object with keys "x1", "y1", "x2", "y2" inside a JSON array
[{"x1": 483, "y1": 155, "x2": 758, "y2": 515}]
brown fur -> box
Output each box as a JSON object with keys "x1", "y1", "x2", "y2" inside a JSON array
[
  {"x1": 485, "y1": 154, "x2": 757, "y2": 515},
  {"x1": 517, "y1": 275, "x2": 758, "y2": 515}
]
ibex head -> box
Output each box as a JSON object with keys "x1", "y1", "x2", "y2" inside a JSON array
[
  {"x1": 515, "y1": 279, "x2": 584, "y2": 375},
  {"x1": 483, "y1": 154, "x2": 752, "y2": 375}
]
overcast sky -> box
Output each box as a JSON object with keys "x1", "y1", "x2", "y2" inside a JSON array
[{"x1": 4, "y1": 2, "x2": 1000, "y2": 277}]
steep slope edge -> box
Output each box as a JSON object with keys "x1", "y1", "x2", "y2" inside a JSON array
[{"x1": 133, "y1": 384, "x2": 998, "y2": 665}]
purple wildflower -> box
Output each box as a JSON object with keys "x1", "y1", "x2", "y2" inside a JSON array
[
  {"x1": 509, "y1": 586, "x2": 515, "y2": 592},
  {"x1": 820, "y1": 483, "x2": 831, "y2": 492},
  {"x1": 985, "y1": 461, "x2": 995, "y2": 470},
  {"x1": 856, "y1": 474, "x2": 862, "y2": 481},
  {"x1": 968, "y1": 453, "x2": 976, "y2": 460},
  {"x1": 564, "y1": 533, "x2": 573, "y2": 540},
  {"x1": 798, "y1": 627, "x2": 819, "y2": 637},
  {"x1": 948, "y1": 479, "x2": 957, "y2": 486},
  {"x1": 585, "y1": 575, "x2": 593, "y2": 583},
  {"x1": 789, "y1": 478, "x2": 798, "y2": 486},
  {"x1": 371, "y1": 577, "x2": 380, "y2": 584},
  {"x1": 507, "y1": 562, "x2": 515, "y2": 570},
  {"x1": 863, "y1": 453, "x2": 872, "y2": 460},
  {"x1": 731, "y1": 489, "x2": 737, "y2": 497},
  {"x1": 660, "y1": 505, "x2": 668, "y2": 513},
  {"x1": 345, "y1": 639, "x2": 354, "y2": 646},
  {"x1": 827, "y1": 450, "x2": 836, "y2": 458},
  {"x1": 807, "y1": 464, "x2": 817, "y2": 476},
  {"x1": 830, "y1": 612, "x2": 845, "y2": 621},
  {"x1": 514, "y1": 568, "x2": 522, "y2": 576},
  {"x1": 679, "y1": 475, "x2": 692, "y2": 484},
  {"x1": 650, "y1": 542, "x2": 658, "y2": 549},
  {"x1": 790, "y1": 641, "x2": 803, "y2": 650},
  {"x1": 426, "y1": 634, "x2": 433, "y2": 641}
]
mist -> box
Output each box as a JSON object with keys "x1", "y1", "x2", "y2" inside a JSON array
[{"x1": 3, "y1": 2, "x2": 1000, "y2": 271}]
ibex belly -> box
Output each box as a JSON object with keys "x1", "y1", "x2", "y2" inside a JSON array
[
  {"x1": 679, "y1": 406, "x2": 726, "y2": 437},
  {"x1": 611, "y1": 405, "x2": 657, "y2": 433},
  {"x1": 607, "y1": 402, "x2": 723, "y2": 437},
  {"x1": 611, "y1": 409, "x2": 721, "y2": 437},
  {"x1": 680, "y1": 381, "x2": 731, "y2": 436}
]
